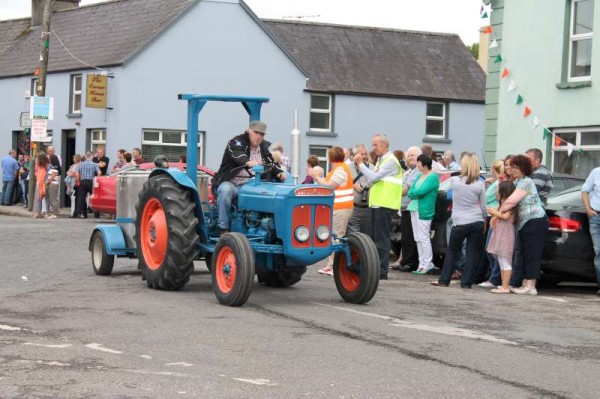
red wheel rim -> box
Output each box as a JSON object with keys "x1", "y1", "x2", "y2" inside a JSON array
[
  {"x1": 140, "y1": 198, "x2": 168, "y2": 270},
  {"x1": 339, "y1": 248, "x2": 361, "y2": 292},
  {"x1": 216, "y1": 246, "x2": 237, "y2": 294}
]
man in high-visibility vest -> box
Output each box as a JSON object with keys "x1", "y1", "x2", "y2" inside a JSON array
[{"x1": 354, "y1": 134, "x2": 403, "y2": 279}]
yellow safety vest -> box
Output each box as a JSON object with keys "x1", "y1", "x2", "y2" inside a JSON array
[{"x1": 368, "y1": 153, "x2": 403, "y2": 210}]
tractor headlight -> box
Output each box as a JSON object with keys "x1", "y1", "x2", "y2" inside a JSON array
[
  {"x1": 316, "y1": 225, "x2": 330, "y2": 241},
  {"x1": 294, "y1": 226, "x2": 310, "y2": 242}
]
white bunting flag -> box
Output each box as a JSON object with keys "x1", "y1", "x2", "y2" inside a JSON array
[
  {"x1": 490, "y1": 39, "x2": 498, "y2": 49},
  {"x1": 567, "y1": 142, "x2": 575, "y2": 156},
  {"x1": 532, "y1": 117, "x2": 540, "y2": 130},
  {"x1": 507, "y1": 80, "x2": 516, "y2": 92}
]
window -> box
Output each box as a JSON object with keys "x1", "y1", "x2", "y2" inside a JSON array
[
  {"x1": 551, "y1": 127, "x2": 600, "y2": 178},
  {"x1": 426, "y1": 102, "x2": 446, "y2": 137},
  {"x1": 309, "y1": 145, "x2": 331, "y2": 173},
  {"x1": 90, "y1": 129, "x2": 106, "y2": 152},
  {"x1": 309, "y1": 94, "x2": 332, "y2": 132},
  {"x1": 568, "y1": 0, "x2": 594, "y2": 81},
  {"x1": 142, "y1": 129, "x2": 204, "y2": 165},
  {"x1": 70, "y1": 74, "x2": 82, "y2": 113}
]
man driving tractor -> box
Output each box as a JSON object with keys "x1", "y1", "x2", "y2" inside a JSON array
[{"x1": 212, "y1": 121, "x2": 286, "y2": 235}]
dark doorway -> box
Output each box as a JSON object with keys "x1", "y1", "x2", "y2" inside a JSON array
[{"x1": 61, "y1": 130, "x2": 77, "y2": 207}]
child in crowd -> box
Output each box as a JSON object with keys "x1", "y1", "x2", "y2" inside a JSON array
[{"x1": 486, "y1": 180, "x2": 517, "y2": 294}]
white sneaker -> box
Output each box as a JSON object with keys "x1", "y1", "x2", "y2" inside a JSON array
[
  {"x1": 511, "y1": 287, "x2": 538, "y2": 295},
  {"x1": 478, "y1": 281, "x2": 496, "y2": 288}
]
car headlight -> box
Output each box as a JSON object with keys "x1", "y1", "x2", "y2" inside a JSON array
[
  {"x1": 316, "y1": 225, "x2": 330, "y2": 241},
  {"x1": 294, "y1": 226, "x2": 310, "y2": 242}
]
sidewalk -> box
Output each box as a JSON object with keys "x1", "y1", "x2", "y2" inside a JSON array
[{"x1": 0, "y1": 204, "x2": 112, "y2": 220}]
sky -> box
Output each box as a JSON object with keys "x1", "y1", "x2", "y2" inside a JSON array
[{"x1": 0, "y1": 0, "x2": 484, "y2": 45}]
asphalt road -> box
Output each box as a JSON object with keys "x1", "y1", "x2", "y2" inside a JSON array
[{"x1": 0, "y1": 215, "x2": 599, "y2": 398}]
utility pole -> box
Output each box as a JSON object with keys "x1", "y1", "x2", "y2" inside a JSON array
[{"x1": 28, "y1": 0, "x2": 56, "y2": 211}]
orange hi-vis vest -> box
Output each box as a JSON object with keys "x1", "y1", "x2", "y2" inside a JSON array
[{"x1": 326, "y1": 162, "x2": 354, "y2": 210}]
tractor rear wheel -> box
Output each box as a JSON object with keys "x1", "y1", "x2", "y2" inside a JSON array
[
  {"x1": 135, "y1": 175, "x2": 198, "y2": 290},
  {"x1": 333, "y1": 232, "x2": 379, "y2": 304},
  {"x1": 212, "y1": 233, "x2": 255, "y2": 306},
  {"x1": 90, "y1": 230, "x2": 114, "y2": 276}
]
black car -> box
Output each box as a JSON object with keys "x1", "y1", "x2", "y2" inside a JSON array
[{"x1": 542, "y1": 185, "x2": 596, "y2": 283}]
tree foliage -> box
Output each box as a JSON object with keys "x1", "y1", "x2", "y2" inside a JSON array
[{"x1": 467, "y1": 43, "x2": 480, "y2": 60}]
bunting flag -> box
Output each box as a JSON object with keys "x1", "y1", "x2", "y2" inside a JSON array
[
  {"x1": 516, "y1": 95, "x2": 523, "y2": 105},
  {"x1": 494, "y1": 54, "x2": 503, "y2": 63},
  {"x1": 507, "y1": 80, "x2": 516, "y2": 92},
  {"x1": 523, "y1": 106, "x2": 532, "y2": 118},
  {"x1": 489, "y1": 39, "x2": 498, "y2": 48},
  {"x1": 543, "y1": 128, "x2": 552, "y2": 140},
  {"x1": 567, "y1": 142, "x2": 575, "y2": 156},
  {"x1": 501, "y1": 68, "x2": 510, "y2": 78},
  {"x1": 532, "y1": 117, "x2": 540, "y2": 130},
  {"x1": 482, "y1": 12, "x2": 489, "y2": 19},
  {"x1": 555, "y1": 136, "x2": 562, "y2": 147},
  {"x1": 33, "y1": 68, "x2": 40, "y2": 76},
  {"x1": 483, "y1": 26, "x2": 493, "y2": 34}
]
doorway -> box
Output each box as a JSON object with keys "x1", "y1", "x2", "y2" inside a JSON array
[{"x1": 61, "y1": 130, "x2": 77, "y2": 207}]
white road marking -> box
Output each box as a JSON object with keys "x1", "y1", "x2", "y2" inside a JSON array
[
  {"x1": 21, "y1": 276, "x2": 28, "y2": 281},
  {"x1": 0, "y1": 324, "x2": 25, "y2": 331},
  {"x1": 24, "y1": 342, "x2": 72, "y2": 349},
  {"x1": 313, "y1": 302, "x2": 518, "y2": 346},
  {"x1": 123, "y1": 369, "x2": 191, "y2": 377},
  {"x1": 165, "y1": 362, "x2": 193, "y2": 367},
  {"x1": 85, "y1": 343, "x2": 123, "y2": 354},
  {"x1": 232, "y1": 378, "x2": 277, "y2": 386},
  {"x1": 141, "y1": 355, "x2": 153, "y2": 359},
  {"x1": 538, "y1": 296, "x2": 568, "y2": 303},
  {"x1": 36, "y1": 360, "x2": 70, "y2": 366}
]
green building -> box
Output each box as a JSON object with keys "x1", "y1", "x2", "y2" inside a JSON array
[{"x1": 484, "y1": 0, "x2": 598, "y2": 178}]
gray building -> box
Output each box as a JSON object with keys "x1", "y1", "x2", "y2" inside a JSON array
[{"x1": 0, "y1": 0, "x2": 485, "y2": 184}]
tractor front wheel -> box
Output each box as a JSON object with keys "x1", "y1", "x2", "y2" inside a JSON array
[
  {"x1": 212, "y1": 233, "x2": 255, "y2": 306},
  {"x1": 135, "y1": 175, "x2": 198, "y2": 290},
  {"x1": 333, "y1": 232, "x2": 379, "y2": 304}
]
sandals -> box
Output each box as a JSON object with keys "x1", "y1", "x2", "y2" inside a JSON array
[{"x1": 491, "y1": 288, "x2": 511, "y2": 294}]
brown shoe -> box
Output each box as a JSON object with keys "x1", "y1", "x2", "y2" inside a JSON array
[
  {"x1": 430, "y1": 280, "x2": 449, "y2": 287},
  {"x1": 451, "y1": 271, "x2": 462, "y2": 280}
]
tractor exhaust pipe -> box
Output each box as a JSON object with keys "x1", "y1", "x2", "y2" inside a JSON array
[{"x1": 290, "y1": 110, "x2": 301, "y2": 185}]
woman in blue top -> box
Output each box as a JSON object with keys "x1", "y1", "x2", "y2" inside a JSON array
[{"x1": 498, "y1": 155, "x2": 547, "y2": 296}]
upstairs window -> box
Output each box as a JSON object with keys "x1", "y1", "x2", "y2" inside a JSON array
[
  {"x1": 31, "y1": 78, "x2": 39, "y2": 97},
  {"x1": 426, "y1": 102, "x2": 446, "y2": 138},
  {"x1": 70, "y1": 74, "x2": 82, "y2": 114},
  {"x1": 309, "y1": 94, "x2": 332, "y2": 132},
  {"x1": 569, "y1": 0, "x2": 594, "y2": 81}
]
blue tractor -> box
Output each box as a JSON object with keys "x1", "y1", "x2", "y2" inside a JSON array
[{"x1": 89, "y1": 95, "x2": 380, "y2": 306}]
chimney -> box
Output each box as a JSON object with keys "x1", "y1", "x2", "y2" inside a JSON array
[{"x1": 31, "y1": 0, "x2": 80, "y2": 27}]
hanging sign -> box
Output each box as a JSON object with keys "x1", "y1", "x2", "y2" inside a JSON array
[
  {"x1": 20, "y1": 112, "x2": 31, "y2": 128},
  {"x1": 86, "y1": 74, "x2": 107, "y2": 108},
  {"x1": 31, "y1": 119, "x2": 48, "y2": 142},
  {"x1": 30, "y1": 96, "x2": 54, "y2": 120}
]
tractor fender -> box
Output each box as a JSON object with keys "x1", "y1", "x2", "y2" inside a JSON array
[
  {"x1": 89, "y1": 225, "x2": 131, "y2": 256},
  {"x1": 148, "y1": 168, "x2": 208, "y2": 243}
]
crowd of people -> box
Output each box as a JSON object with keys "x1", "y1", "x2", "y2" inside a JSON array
[
  {"x1": 0, "y1": 145, "x2": 146, "y2": 219},
  {"x1": 2, "y1": 122, "x2": 600, "y2": 296}
]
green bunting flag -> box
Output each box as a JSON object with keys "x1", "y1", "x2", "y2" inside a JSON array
[
  {"x1": 516, "y1": 95, "x2": 523, "y2": 105},
  {"x1": 43, "y1": 41, "x2": 49, "y2": 48},
  {"x1": 494, "y1": 54, "x2": 503, "y2": 63},
  {"x1": 543, "y1": 128, "x2": 551, "y2": 140},
  {"x1": 482, "y1": 12, "x2": 488, "y2": 18}
]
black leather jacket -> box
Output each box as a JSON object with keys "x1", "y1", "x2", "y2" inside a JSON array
[{"x1": 212, "y1": 131, "x2": 285, "y2": 189}]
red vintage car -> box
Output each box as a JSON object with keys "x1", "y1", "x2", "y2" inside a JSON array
[{"x1": 90, "y1": 162, "x2": 214, "y2": 216}]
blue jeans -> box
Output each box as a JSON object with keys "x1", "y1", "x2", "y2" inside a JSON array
[
  {"x1": 589, "y1": 214, "x2": 600, "y2": 287},
  {"x1": 446, "y1": 218, "x2": 465, "y2": 271},
  {"x1": 2, "y1": 180, "x2": 15, "y2": 205},
  {"x1": 485, "y1": 228, "x2": 501, "y2": 286},
  {"x1": 19, "y1": 179, "x2": 28, "y2": 206},
  {"x1": 217, "y1": 181, "x2": 239, "y2": 230},
  {"x1": 439, "y1": 221, "x2": 485, "y2": 287}
]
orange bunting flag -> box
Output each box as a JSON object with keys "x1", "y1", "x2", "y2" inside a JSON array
[
  {"x1": 501, "y1": 68, "x2": 510, "y2": 78},
  {"x1": 483, "y1": 26, "x2": 493, "y2": 34},
  {"x1": 554, "y1": 136, "x2": 562, "y2": 147},
  {"x1": 523, "y1": 106, "x2": 532, "y2": 118},
  {"x1": 33, "y1": 68, "x2": 41, "y2": 76}
]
